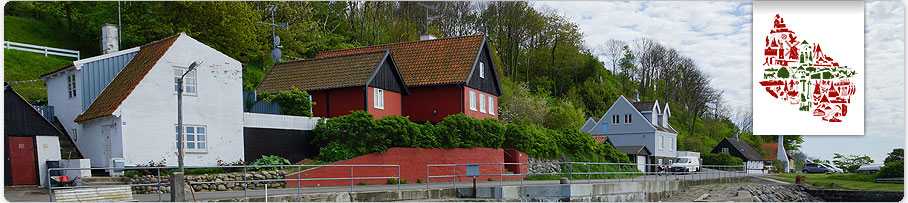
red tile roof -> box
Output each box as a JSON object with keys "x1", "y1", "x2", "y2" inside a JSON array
[
  {"x1": 41, "y1": 64, "x2": 76, "y2": 78},
  {"x1": 256, "y1": 50, "x2": 390, "y2": 92},
  {"x1": 74, "y1": 34, "x2": 180, "y2": 122},
  {"x1": 316, "y1": 35, "x2": 485, "y2": 86},
  {"x1": 762, "y1": 143, "x2": 782, "y2": 161}
]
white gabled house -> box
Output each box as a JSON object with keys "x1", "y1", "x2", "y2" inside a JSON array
[
  {"x1": 580, "y1": 91, "x2": 678, "y2": 170},
  {"x1": 41, "y1": 33, "x2": 243, "y2": 168}
]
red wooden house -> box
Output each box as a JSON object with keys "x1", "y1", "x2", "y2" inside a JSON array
[
  {"x1": 256, "y1": 50, "x2": 409, "y2": 119},
  {"x1": 317, "y1": 35, "x2": 502, "y2": 122}
]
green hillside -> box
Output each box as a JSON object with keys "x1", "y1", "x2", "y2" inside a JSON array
[{"x1": 4, "y1": 16, "x2": 79, "y2": 100}]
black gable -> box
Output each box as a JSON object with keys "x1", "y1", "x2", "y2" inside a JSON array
[
  {"x1": 466, "y1": 40, "x2": 503, "y2": 96},
  {"x1": 5, "y1": 86, "x2": 61, "y2": 136},
  {"x1": 711, "y1": 138, "x2": 764, "y2": 161},
  {"x1": 367, "y1": 53, "x2": 409, "y2": 95}
]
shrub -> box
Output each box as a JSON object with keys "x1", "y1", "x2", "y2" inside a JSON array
[
  {"x1": 703, "y1": 152, "x2": 743, "y2": 166},
  {"x1": 417, "y1": 178, "x2": 423, "y2": 184},
  {"x1": 386, "y1": 178, "x2": 408, "y2": 184},
  {"x1": 312, "y1": 111, "x2": 633, "y2": 164},
  {"x1": 877, "y1": 159, "x2": 903, "y2": 179},
  {"x1": 251, "y1": 155, "x2": 291, "y2": 171},
  {"x1": 259, "y1": 86, "x2": 313, "y2": 116}
]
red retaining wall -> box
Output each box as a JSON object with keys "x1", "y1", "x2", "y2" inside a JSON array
[{"x1": 285, "y1": 148, "x2": 527, "y2": 187}]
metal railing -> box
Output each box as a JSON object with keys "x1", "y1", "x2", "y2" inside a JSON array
[
  {"x1": 426, "y1": 162, "x2": 751, "y2": 189},
  {"x1": 5, "y1": 41, "x2": 80, "y2": 59},
  {"x1": 47, "y1": 164, "x2": 400, "y2": 202}
]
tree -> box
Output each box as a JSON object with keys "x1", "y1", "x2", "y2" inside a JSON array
[
  {"x1": 599, "y1": 39, "x2": 626, "y2": 73},
  {"x1": 884, "y1": 148, "x2": 903, "y2": 165},
  {"x1": 499, "y1": 82, "x2": 548, "y2": 126},
  {"x1": 544, "y1": 100, "x2": 585, "y2": 130},
  {"x1": 832, "y1": 153, "x2": 874, "y2": 172}
]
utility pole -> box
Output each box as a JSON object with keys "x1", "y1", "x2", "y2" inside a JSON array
[{"x1": 416, "y1": 2, "x2": 436, "y2": 35}]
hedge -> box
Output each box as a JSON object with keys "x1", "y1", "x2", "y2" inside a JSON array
[
  {"x1": 702, "y1": 152, "x2": 744, "y2": 166},
  {"x1": 312, "y1": 111, "x2": 630, "y2": 164}
]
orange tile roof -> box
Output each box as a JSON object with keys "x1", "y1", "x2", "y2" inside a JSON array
[
  {"x1": 316, "y1": 35, "x2": 485, "y2": 86},
  {"x1": 256, "y1": 50, "x2": 391, "y2": 93},
  {"x1": 41, "y1": 63, "x2": 76, "y2": 78},
  {"x1": 762, "y1": 143, "x2": 780, "y2": 160},
  {"x1": 74, "y1": 34, "x2": 180, "y2": 122}
]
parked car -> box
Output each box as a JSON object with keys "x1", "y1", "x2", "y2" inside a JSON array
[
  {"x1": 822, "y1": 163, "x2": 845, "y2": 173},
  {"x1": 802, "y1": 163, "x2": 835, "y2": 173},
  {"x1": 670, "y1": 156, "x2": 701, "y2": 173}
]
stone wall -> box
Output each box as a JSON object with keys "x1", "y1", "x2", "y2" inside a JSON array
[
  {"x1": 527, "y1": 157, "x2": 562, "y2": 174},
  {"x1": 126, "y1": 170, "x2": 288, "y2": 194}
]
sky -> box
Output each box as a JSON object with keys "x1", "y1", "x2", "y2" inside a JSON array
[{"x1": 535, "y1": 1, "x2": 905, "y2": 163}]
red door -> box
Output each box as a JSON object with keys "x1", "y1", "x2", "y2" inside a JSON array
[{"x1": 8, "y1": 136, "x2": 37, "y2": 185}]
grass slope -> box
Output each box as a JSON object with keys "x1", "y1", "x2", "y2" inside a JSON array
[
  {"x1": 4, "y1": 16, "x2": 79, "y2": 99},
  {"x1": 769, "y1": 173, "x2": 903, "y2": 191}
]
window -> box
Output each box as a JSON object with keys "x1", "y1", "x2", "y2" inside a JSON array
[
  {"x1": 176, "y1": 125, "x2": 207, "y2": 152},
  {"x1": 659, "y1": 136, "x2": 664, "y2": 149},
  {"x1": 488, "y1": 97, "x2": 495, "y2": 115},
  {"x1": 479, "y1": 94, "x2": 486, "y2": 113},
  {"x1": 72, "y1": 129, "x2": 77, "y2": 141},
  {"x1": 612, "y1": 115, "x2": 619, "y2": 124},
  {"x1": 669, "y1": 138, "x2": 674, "y2": 151},
  {"x1": 721, "y1": 148, "x2": 729, "y2": 153},
  {"x1": 600, "y1": 124, "x2": 608, "y2": 133},
  {"x1": 67, "y1": 74, "x2": 77, "y2": 98},
  {"x1": 469, "y1": 91, "x2": 477, "y2": 111},
  {"x1": 173, "y1": 68, "x2": 197, "y2": 95},
  {"x1": 479, "y1": 62, "x2": 485, "y2": 78},
  {"x1": 628, "y1": 114, "x2": 632, "y2": 123},
  {"x1": 374, "y1": 88, "x2": 384, "y2": 109}
]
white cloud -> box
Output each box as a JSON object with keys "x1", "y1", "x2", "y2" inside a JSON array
[{"x1": 536, "y1": 1, "x2": 904, "y2": 162}]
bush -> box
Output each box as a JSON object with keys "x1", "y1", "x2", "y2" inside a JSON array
[
  {"x1": 312, "y1": 111, "x2": 633, "y2": 164},
  {"x1": 703, "y1": 152, "x2": 743, "y2": 166},
  {"x1": 877, "y1": 159, "x2": 903, "y2": 179},
  {"x1": 251, "y1": 155, "x2": 291, "y2": 170},
  {"x1": 259, "y1": 86, "x2": 313, "y2": 116}
]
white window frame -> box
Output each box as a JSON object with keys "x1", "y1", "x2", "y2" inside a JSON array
[
  {"x1": 479, "y1": 62, "x2": 485, "y2": 78},
  {"x1": 658, "y1": 135, "x2": 664, "y2": 149},
  {"x1": 721, "y1": 148, "x2": 729, "y2": 153},
  {"x1": 479, "y1": 94, "x2": 486, "y2": 113},
  {"x1": 72, "y1": 129, "x2": 77, "y2": 141},
  {"x1": 173, "y1": 67, "x2": 197, "y2": 96},
  {"x1": 488, "y1": 96, "x2": 495, "y2": 115},
  {"x1": 176, "y1": 124, "x2": 207, "y2": 153},
  {"x1": 612, "y1": 115, "x2": 619, "y2": 125},
  {"x1": 469, "y1": 91, "x2": 477, "y2": 111},
  {"x1": 374, "y1": 88, "x2": 384, "y2": 109},
  {"x1": 669, "y1": 137, "x2": 674, "y2": 151},
  {"x1": 67, "y1": 74, "x2": 77, "y2": 98}
]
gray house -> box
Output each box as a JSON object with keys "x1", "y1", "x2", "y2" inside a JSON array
[{"x1": 580, "y1": 92, "x2": 678, "y2": 170}]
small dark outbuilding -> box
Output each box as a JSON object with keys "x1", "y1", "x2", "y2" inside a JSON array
[{"x1": 5, "y1": 84, "x2": 63, "y2": 186}]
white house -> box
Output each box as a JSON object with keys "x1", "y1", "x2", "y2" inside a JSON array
[
  {"x1": 580, "y1": 91, "x2": 678, "y2": 169},
  {"x1": 41, "y1": 33, "x2": 243, "y2": 168}
]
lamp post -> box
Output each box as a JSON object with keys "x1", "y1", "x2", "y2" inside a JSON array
[{"x1": 177, "y1": 61, "x2": 202, "y2": 173}]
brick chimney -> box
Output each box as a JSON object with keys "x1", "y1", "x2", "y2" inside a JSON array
[{"x1": 101, "y1": 24, "x2": 119, "y2": 54}]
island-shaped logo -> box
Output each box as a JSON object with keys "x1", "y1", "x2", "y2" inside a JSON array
[{"x1": 759, "y1": 14, "x2": 857, "y2": 122}]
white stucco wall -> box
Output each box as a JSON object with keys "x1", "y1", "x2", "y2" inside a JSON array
[
  {"x1": 44, "y1": 69, "x2": 89, "y2": 162},
  {"x1": 78, "y1": 116, "x2": 123, "y2": 167},
  {"x1": 35, "y1": 135, "x2": 62, "y2": 187},
  {"x1": 116, "y1": 34, "x2": 243, "y2": 166}
]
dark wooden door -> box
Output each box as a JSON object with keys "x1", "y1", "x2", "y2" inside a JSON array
[{"x1": 8, "y1": 136, "x2": 37, "y2": 185}]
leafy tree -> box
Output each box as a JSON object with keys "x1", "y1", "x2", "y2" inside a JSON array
[
  {"x1": 832, "y1": 153, "x2": 874, "y2": 172},
  {"x1": 544, "y1": 100, "x2": 585, "y2": 130},
  {"x1": 878, "y1": 159, "x2": 903, "y2": 178},
  {"x1": 259, "y1": 86, "x2": 313, "y2": 116},
  {"x1": 884, "y1": 148, "x2": 903, "y2": 165},
  {"x1": 499, "y1": 82, "x2": 548, "y2": 125}
]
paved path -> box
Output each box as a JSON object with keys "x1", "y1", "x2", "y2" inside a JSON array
[{"x1": 7, "y1": 169, "x2": 767, "y2": 202}]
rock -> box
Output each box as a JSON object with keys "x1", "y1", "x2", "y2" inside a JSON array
[
  {"x1": 227, "y1": 182, "x2": 236, "y2": 188},
  {"x1": 217, "y1": 184, "x2": 227, "y2": 191}
]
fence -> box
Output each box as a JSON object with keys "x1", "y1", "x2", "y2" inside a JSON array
[
  {"x1": 4, "y1": 41, "x2": 80, "y2": 60},
  {"x1": 426, "y1": 162, "x2": 749, "y2": 189},
  {"x1": 47, "y1": 164, "x2": 400, "y2": 202}
]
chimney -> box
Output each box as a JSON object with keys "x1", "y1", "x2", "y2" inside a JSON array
[
  {"x1": 420, "y1": 34, "x2": 437, "y2": 41},
  {"x1": 101, "y1": 24, "x2": 119, "y2": 54},
  {"x1": 633, "y1": 90, "x2": 639, "y2": 102}
]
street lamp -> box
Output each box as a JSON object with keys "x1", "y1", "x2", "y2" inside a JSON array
[{"x1": 177, "y1": 61, "x2": 202, "y2": 173}]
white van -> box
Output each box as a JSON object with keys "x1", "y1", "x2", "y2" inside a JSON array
[{"x1": 670, "y1": 156, "x2": 701, "y2": 172}]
